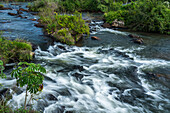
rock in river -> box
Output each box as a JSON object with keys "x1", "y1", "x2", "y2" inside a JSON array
[
  {"x1": 8, "y1": 12, "x2": 17, "y2": 16},
  {"x1": 133, "y1": 38, "x2": 144, "y2": 44},
  {"x1": 91, "y1": 36, "x2": 100, "y2": 40}
]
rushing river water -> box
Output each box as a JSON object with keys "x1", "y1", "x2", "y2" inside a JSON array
[{"x1": 0, "y1": 2, "x2": 170, "y2": 113}]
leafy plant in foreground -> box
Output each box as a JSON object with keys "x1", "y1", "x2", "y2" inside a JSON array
[
  {"x1": 11, "y1": 62, "x2": 46, "y2": 109},
  {"x1": 0, "y1": 60, "x2": 5, "y2": 78}
]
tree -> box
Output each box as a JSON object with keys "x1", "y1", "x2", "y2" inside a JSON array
[{"x1": 11, "y1": 62, "x2": 46, "y2": 109}]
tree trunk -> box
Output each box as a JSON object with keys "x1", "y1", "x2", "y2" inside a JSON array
[{"x1": 24, "y1": 86, "x2": 28, "y2": 110}]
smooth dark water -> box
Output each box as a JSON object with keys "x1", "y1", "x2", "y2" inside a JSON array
[
  {"x1": 0, "y1": 2, "x2": 170, "y2": 113},
  {"x1": 0, "y1": 2, "x2": 52, "y2": 50}
]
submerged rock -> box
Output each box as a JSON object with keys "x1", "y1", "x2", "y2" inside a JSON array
[
  {"x1": 8, "y1": 12, "x2": 17, "y2": 16},
  {"x1": 46, "y1": 94, "x2": 58, "y2": 101},
  {"x1": 128, "y1": 34, "x2": 140, "y2": 38},
  {"x1": 19, "y1": 8, "x2": 29, "y2": 12}
]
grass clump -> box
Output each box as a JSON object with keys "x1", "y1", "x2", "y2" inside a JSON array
[{"x1": 0, "y1": 37, "x2": 33, "y2": 65}]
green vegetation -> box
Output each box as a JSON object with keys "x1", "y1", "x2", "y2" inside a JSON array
[
  {"x1": 15, "y1": 0, "x2": 34, "y2": 1},
  {"x1": 0, "y1": 60, "x2": 46, "y2": 112},
  {"x1": 0, "y1": 4, "x2": 4, "y2": 9},
  {"x1": 0, "y1": 60, "x2": 5, "y2": 78},
  {"x1": 12, "y1": 62, "x2": 46, "y2": 109},
  {"x1": 29, "y1": 0, "x2": 136, "y2": 12},
  {"x1": 39, "y1": 10, "x2": 89, "y2": 45},
  {"x1": 29, "y1": 0, "x2": 169, "y2": 35},
  {"x1": 104, "y1": 0, "x2": 170, "y2": 34},
  {"x1": 0, "y1": 37, "x2": 33, "y2": 64}
]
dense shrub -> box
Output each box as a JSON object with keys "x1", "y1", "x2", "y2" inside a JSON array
[
  {"x1": 29, "y1": 0, "x2": 137, "y2": 12},
  {"x1": 0, "y1": 37, "x2": 33, "y2": 64},
  {"x1": 40, "y1": 11, "x2": 89, "y2": 45},
  {"x1": 104, "y1": 0, "x2": 170, "y2": 34}
]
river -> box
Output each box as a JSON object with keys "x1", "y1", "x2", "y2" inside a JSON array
[{"x1": 0, "y1": 2, "x2": 170, "y2": 113}]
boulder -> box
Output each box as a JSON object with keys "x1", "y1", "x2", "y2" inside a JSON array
[
  {"x1": 133, "y1": 38, "x2": 144, "y2": 44},
  {"x1": 19, "y1": 8, "x2": 29, "y2": 12},
  {"x1": 112, "y1": 19, "x2": 125, "y2": 28},
  {"x1": 102, "y1": 23, "x2": 111, "y2": 28},
  {"x1": 91, "y1": 36, "x2": 100, "y2": 40},
  {"x1": 29, "y1": 19, "x2": 37, "y2": 21},
  {"x1": 18, "y1": 15, "x2": 22, "y2": 17},
  {"x1": 8, "y1": 12, "x2": 17, "y2": 16},
  {"x1": 34, "y1": 23, "x2": 45, "y2": 28},
  {"x1": 18, "y1": 15, "x2": 28, "y2": 19}
]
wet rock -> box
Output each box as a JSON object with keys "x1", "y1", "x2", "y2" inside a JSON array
[
  {"x1": 133, "y1": 38, "x2": 144, "y2": 44},
  {"x1": 114, "y1": 50, "x2": 133, "y2": 60},
  {"x1": 72, "y1": 72, "x2": 84, "y2": 80},
  {"x1": 11, "y1": 3, "x2": 21, "y2": 5},
  {"x1": 102, "y1": 23, "x2": 111, "y2": 28},
  {"x1": 57, "y1": 89, "x2": 71, "y2": 96},
  {"x1": 46, "y1": 94, "x2": 58, "y2": 101},
  {"x1": 57, "y1": 45, "x2": 66, "y2": 50},
  {"x1": 0, "y1": 88, "x2": 12, "y2": 100},
  {"x1": 146, "y1": 72, "x2": 170, "y2": 80},
  {"x1": 34, "y1": 23, "x2": 45, "y2": 28},
  {"x1": 0, "y1": 88, "x2": 8, "y2": 96},
  {"x1": 36, "y1": 99, "x2": 48, "y2": 111},
  {"x1": 119, "y1": 88, "x2": 146, "y2": 106},
  {"x1": 31, "y1": 43, "x2": 38, "y2": 51},
  {"x1": 18, "y1": 15, "x2": 22, "y2": 17},
  {"x1": 128, "y1": 34, "x2": 144, "y2": 44},
  {"x1": 21, "y1": 16, "x2": 28, "y2": 19},
  {"x1": 128, "y1": 34, "x2": 140, "y2": 38},
  {"x1": 18, "y1": 15, "x2": 27, "y2": 19},
  {"x1": 29, "y1": 19, "x2": 37, "y2": 21},
  {"x1": 112, "y1": 19, "x2": 125, "y2": 28},
  {"x1": 19, "y1": 8, "x2": 29, "y2": 12},
  {"x1": 11, "y1": 86, "x2": 23, "y2": 95},
  {"x1": 30, "y1": 12, "x2": 38, "y2": 15},
  {"x1": 8, "y1": 12, "x2": 17, "y2": 16},
  {"x1": 91, "y1": 36, "x2": 100, "y2": 40},
  {"x1": 72, "y1": 65, "x2": 84, "y2": 72}
]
